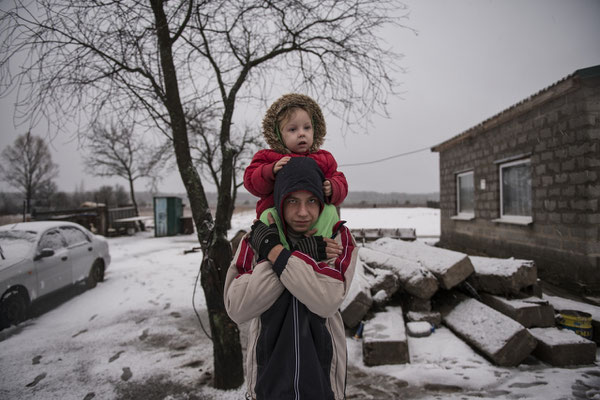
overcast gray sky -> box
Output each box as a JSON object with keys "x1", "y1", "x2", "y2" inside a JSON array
[{"x1": 1, "y1": 0, "x2": 600, "y2": 195}]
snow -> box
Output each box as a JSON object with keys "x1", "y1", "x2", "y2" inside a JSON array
[
  {"x1": 471, "y1": 255, "x2": 535, "y2": 277},
  {"x1": 1, "y1": 207, "x2": 599, "y2": 400},
  {"x1": 363, "y1": 306, "x2": 406, "y2": 341},
  {"x1": 544, "y1": 293, "x2": 600, "y2": 321},
  {"x1": 446, "y1": 298, "x2": 525, "y2": 354},
  {"x1": 0, "y1": 230, "x2": 36, "y2": 267},
  {"x1": 406, "y1": 321, "x2": 432, "y2": 337},
  {"x1": 359, "y1": 246, "x2": 435, "y2": 283},
  {"x1": 372, "y1": 289, "x2": 388, "y2": 303},
  {"x1": 366, "y1": 237, "x2": 467, "y2": 276},
  {"x1": 491, "y1": 295, "x2": 552, "y2": 310},
  {"x1": 340, "y1": 207, "x2": 440, "y2": 237},
  {"x1": 529, "y1": 327, "x2": 593, "y2": 345}
]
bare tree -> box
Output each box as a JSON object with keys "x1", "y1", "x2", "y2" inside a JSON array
[
  {"x1": 187, "y1": 106, "x2": 262, "y2": 228},
  {"x1": 0, "y1": 0, "x2": 407, "y2": 389},
  {"x1": 83, "y1": 122, "x2": 168, "y2": 226},
  {"x1": 0, "y1": 132, "x2": 59, "y2": 213}
]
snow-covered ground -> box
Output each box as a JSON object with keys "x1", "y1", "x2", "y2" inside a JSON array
[{"x1": 0, "y1": 207, "x2": 598, "y2": 400}]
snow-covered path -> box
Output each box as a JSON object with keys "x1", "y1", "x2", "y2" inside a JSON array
[{"x1": 1, "y1": 208, "x2": 598, "y2": 399}]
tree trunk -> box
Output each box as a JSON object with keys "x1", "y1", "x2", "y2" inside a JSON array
[
  {"x1": 150, "y1": 0, "x2": 243, "y2": 389},
  {"x1": 26, "y1": 186, "x2": 32, "y2": 215},
  {"x1": 201, "y1": 235, "x2": 244, "y2": 388},
  {"x1": 128, "y1": 176, "x2": 144, "y2": 231},
  {"x1": 226, "y1": 185, "x2": 238, "y2": 231}
]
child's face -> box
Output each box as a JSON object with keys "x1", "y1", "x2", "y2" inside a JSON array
[{"x1": 280, "y1": 108, "x2": 314, "y2": 154}]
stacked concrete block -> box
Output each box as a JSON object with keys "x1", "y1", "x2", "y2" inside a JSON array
[
  {"x1": 400, "y1": 295, "x2": 432, "y2": 313},
  {"x1": 406, "y1": 311, "x2": 442, "y2": 328},
  {"x1": 529, "y1": 327, "x2": 597, "y2": 366},
  {"x1": 340, "y1": 260, "x2": 373, "y2": 328},
  {"x1": 362, "y1": 307, "x2": 409, "y2": 366},
  {"x1": 359, "y1": 247, "x2": 438, "y2": 299},
  {"x1": 366, "y1": 238, "x2": 474, "y2": 290},
  {"x1": 479, "y1": 294, "x2": 555, "y2": 328},
  {"x1": 406, "y1": 321, "x2": 433, "y2": 337},
  {"x1": 468, "y1": 256, "x2": 538, "y2": 296},
  {"x1": 366, "y1": 266, "x2": 400, "y2": 305},
  {"x1": 440, "y1": 295, "x2": 537, "y2": 367}
]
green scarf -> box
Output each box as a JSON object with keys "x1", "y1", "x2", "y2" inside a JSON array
[{"x1": 259, "y1": 204, "x2": 340, "y2": 250}]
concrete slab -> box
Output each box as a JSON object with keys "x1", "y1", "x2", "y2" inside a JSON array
[
  {"x1": 407, "y1": 321, "x2": 433, "y2": 337},
  {"x1": 468, "y1": 256, "x2": 537, "y2": 296},
  {"x1": 368, "y1": 268, "x2": 400, "y2": 301},
  {"x1": 480, "y1": 294, "x2": 555, "y2": 328},
  {"x1": 341, "y1": 260, "x2": 373, "y2": 329},
  {"x1": 366, "y1": 238, "x2": 474, "y2": 290},
  {"x1": 440, "y1": 294, "x2": 537, "y2": 366},
  {"x1": 400, "y1": 294, "x2": 432, "y2": 312},
  {"x1": 363, "y1": 307, "x2": 409, "y2": 366},
  {"x1": 529, "y1": 327, "x2": 597, "y2": 366},
  {"x1": 406, "y1": 311, "x2": 442, "y2": 328},
  {"x1": 360, "y1": 247, "x2": 439, "y2": 299}
]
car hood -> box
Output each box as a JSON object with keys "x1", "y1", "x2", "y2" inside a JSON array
[
  {"x1": 0, "y1": 241, "x2": 33, "y2": 271},
  {"x1": 0, "y1": 257, "x2": 28, "y2": 272}
]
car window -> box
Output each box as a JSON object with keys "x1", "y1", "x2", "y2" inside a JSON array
[
  {"x1": 0, "y1": 230, "x2": 37, "y2": 260},
  {"x1": 60, "y1": 226, "x2": 90, "y2": 246},
  {"x1": 38, "y1": 230, "x2": 66, "y2": 251}
]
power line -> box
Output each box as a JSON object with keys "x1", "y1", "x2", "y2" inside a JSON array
[{"x1": 338, "y1": 145, "x2": 432, "y2": 167}]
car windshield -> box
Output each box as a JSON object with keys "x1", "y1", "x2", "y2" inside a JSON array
[{"x1": 0, "y1": 230, "x2": 37, "y2": 261}]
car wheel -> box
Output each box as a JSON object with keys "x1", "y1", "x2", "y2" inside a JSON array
[
  {"x1": 0, "y1": 289, "x2": 28, "y2": 328},
  {"x1": 86, "y1": 260, "x2": 104, "y2": 289}
]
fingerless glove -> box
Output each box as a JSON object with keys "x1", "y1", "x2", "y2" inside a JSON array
[
  {"x1": 293, "y1": 236, "x2": 327, "y2": 261},
  {"x1": 250, "y1": 220, "x2": 281, "y2": 260}
]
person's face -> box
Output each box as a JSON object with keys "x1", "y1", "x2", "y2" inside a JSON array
[
  {"x1": 280, "y1": 108, "x2": 314, "y2": 154},
  {"x1": 282, "y1": 190, "x2": 320, "y2": 234}
]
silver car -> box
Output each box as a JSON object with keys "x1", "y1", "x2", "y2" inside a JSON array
[{"x1": 0, "y1": 221, "x2": 111, "y2": 329}]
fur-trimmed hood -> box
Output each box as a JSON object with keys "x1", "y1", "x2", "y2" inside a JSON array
[{"x1": 262, "y1": 93, "x2": 326, "y2": 154}]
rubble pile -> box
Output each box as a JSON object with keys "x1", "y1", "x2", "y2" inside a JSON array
[{"x1": 340, "y1": 238, "x2": 598, "y2": 368}]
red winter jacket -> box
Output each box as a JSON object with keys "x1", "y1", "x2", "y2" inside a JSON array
[{"x1": 244, "y1": 149, "x2": 348, "y2": 217}]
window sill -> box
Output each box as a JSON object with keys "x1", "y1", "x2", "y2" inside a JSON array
[
  {"x1": 491, "y1": 216, "x2": 533, "y2": 226},
  {"x1": 451, "y1": 214, "x2": 475, "y2": 221}
]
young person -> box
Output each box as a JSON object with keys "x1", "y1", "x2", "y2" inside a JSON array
[
  {"x1": 225, "y1": 157, "x2": 357, "y2": 400},
  {"x1": 244, "y1": 93, "x2": 348, "y2": 218}
]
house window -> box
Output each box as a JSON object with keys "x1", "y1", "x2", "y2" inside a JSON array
[
  {"x1": 456, "y1": 171, "x2": 474, "y2": 218},
  {"x1": 499, "y1": 158, "x2": 532, "y2": 223}
]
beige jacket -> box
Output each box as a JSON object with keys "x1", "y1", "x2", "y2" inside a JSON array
[{"x1": 224, "y1": 222, "x2": 357, "y2": 400}]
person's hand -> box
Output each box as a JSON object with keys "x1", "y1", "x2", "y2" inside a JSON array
[
  {"x1": 323, "y1": 180, "x2": 332, "y2": 197},
  {"x1": 322, "y1": 237, "x2": 343, "y2": 259},
  {"x1": 293, "y1": 231, "x2": 342, "y2": 260},
  {"x1": 249, "y1": 213, "x2": 280, "y2": 259},
  {"x1": 273, "y1": 156, "x2": 291, "y2": 174}
]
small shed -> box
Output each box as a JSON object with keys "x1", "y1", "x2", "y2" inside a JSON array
[
  {"x1": 431, "y1": 65, "x2": 600, "y2": 293},
  {"x1": 153, "y1": 196, "x2": 183, "y2": 237}
]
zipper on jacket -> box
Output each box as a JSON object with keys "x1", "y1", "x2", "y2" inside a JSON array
[{"x1": 293, "y1": 297, "x2": 300, "y2": 400}]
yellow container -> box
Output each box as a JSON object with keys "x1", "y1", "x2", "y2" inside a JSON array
[{"x1": 558, "y1": 310, "x2": 593, "y2": 340}]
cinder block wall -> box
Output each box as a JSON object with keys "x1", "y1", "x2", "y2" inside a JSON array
[{"x1": 437, "y1": 75, "x2": 600, "y2": 293}]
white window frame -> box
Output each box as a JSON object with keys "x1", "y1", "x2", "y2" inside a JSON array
[
  {"x1": 453, "y1": 170, "x2": 475, "y2": 220},
  {"x1": 496, "y1": 158, "x2": 532, "y2": 225}
]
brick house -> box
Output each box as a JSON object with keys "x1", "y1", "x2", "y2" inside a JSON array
[{"x1": 431, "y1": 65, "x2": 599, "y2": 293}]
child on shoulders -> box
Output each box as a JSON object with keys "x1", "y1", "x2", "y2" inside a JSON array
[{"x1": 244, "y1": 93, "x2": 348, "y2": 218}]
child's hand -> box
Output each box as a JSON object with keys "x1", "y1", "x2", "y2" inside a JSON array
[
  {"x1": 273, "y1": 156, "x2": 291, "y2": 174},
  {"x1": 323, "y1": 180, "x2": 332, "y2": 197}
]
